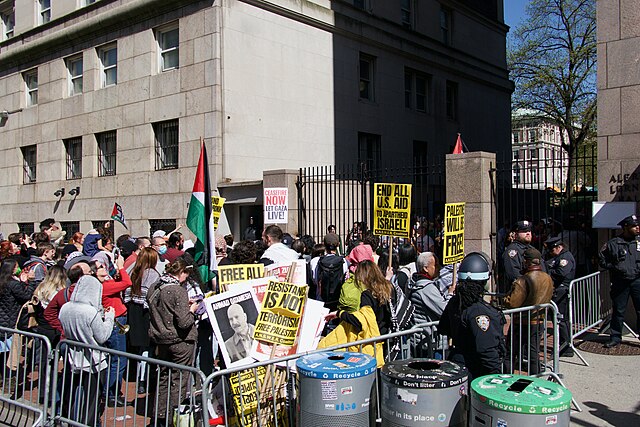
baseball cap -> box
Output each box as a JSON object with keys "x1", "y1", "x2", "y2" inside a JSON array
[
  {"x1": 323, "y1": 233, "x2": 340, "y2": 248},
  {"x1": 152, "y1": 230, "x2": 167, "y2": 238},
  {"x1": 523, "y1": 247, "x2": 542, "y2": 262},
  {"x1": 64, "y1": 251, "x2": 92, "y2": 271}
]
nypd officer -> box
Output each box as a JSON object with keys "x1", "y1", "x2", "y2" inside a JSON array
[
  {"x1": 501, "y1": 220, "x2": 534, "y2": 292},
  {"x1": 598, "y1": 214, "x2": 640, "y2": 348},
  {"x1": 438, "y1": 252, "x2": 506, "y2": 379},
  {"x1": 545, "y1": 237, "x2": 576, "y2": 356}
]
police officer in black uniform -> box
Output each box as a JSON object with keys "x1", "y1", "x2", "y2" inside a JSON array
[
  {"x1": 598, "y1": 214, "x2": 640, "y2": 348},
  {"x1": 501, "y1": 220, "x2": 534, "y2": 293},
  {"x1": 438, "y1": 252, "x2": 506, "y2": 379},
  {"x1": 545, "y1": 236, "x2": 576, "y2": 356}
]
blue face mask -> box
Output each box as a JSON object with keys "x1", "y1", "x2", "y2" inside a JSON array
[{"x1": 157, "y1": 245, "x2": 168, "y2": 256}]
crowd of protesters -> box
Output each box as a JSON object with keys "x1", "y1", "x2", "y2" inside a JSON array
[{"x1": 0, "y1": 213, "x2": 600, "y2": 425}]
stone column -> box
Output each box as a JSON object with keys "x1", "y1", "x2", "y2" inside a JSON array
[
  {"x1": 262, "y1": 169, "x2": 300, "y2": 235},
  {"x1": 445, "y1": 151, "x2": 496, "y2": 258}
]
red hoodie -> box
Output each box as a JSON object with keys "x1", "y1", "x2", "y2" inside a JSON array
[{"x1": 101, "y1": 269, "x2": 131, "y2": 318}]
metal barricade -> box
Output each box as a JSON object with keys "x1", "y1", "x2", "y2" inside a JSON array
[
  {"x1": 568, "y1": 272, "x2": 603, "y2": 366},
  {"x1": 50, "y1": 339, "x2": 208, "y2": 427},
  {"x1": 0, "y1": 326, "x2": 53, "y2": 427}
]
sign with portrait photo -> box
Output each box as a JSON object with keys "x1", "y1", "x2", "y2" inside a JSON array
[{"x1": 203, "y1": 282, "x2": 261, "y2": 367}]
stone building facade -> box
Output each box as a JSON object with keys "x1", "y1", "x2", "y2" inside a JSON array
[{"x1": 0, "y1": 0, "x2": 511, "y2": 239}]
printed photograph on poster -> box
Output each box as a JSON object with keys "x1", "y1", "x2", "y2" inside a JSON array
[
  {"x1": 228, "y1": 277, "x2": 271, "y2": 304},
  {"x1": 203, "y1": 283, "x2": 261, "y2": 367}
]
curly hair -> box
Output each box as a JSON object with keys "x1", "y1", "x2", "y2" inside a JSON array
[{"x1": 229, "y1": 240, "x2": 257, "y2": 264}]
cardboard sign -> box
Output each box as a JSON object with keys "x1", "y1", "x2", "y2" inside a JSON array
[
  {"x1": 211, "y1": 196, "x2": 225, "y2": 230},
  {"x1": 373, "y1": 183, "x2": 412, "y2": 238},
  {"x1": 253, "y1": 280, "x2": 307, "y2": 346},
  {"x1": 218, "y1": 264, "x2": 264, "y2": 287},
  {"x1": 263, "y1": 188, "x2": 288, "y2": 224},
  {"x1": 442, "y1": 202, "x2": 465, "y2": 265},
  {"x1": 264, "y1": 260, "x2": 307, "y2": 285}
]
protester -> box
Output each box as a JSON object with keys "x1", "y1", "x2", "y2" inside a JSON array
[
  {"x1": 337, "y1": 244, "x2": 374, "y2": 313},
  {"x1": 259, "y1": 225, "x2": 299, "y2": 266},
  {"x1": 228, "y1": 240, "x2": 257, "y2": 264},
  {"x1": 59, "y1": 275, "x2": 114, "y2": 426},
  {"x1": 124, "y1": 236, "x2": 151, "y2": 271},
  {"x1": 0, "y1": 259, "x2": 36, "y2": 331},
  {"x1": 396, "y1": 243, "x2": 417, "y2": 294},
  {"x1": 68, "y1": 232, "x2": 85, "y2": 252},
  {"x1": 164, "y1": 232, "x2": 185, "y2": 263},
  {"x1": 124, "y1": 247, "x2": 160, "y2": 393},
  {"x1": 315, "y1": 233, "x2": 348, "y2": 309},
  {"x1": 147, "y1": 258, "x2": 199, "y2": 426}
]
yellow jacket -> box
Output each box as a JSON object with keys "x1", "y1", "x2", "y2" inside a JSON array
[{"x1": 318, "y1": 305, "x2": 384, "y2": 367}]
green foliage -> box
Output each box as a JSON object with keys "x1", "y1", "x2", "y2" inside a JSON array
[{"x1": 508, "y1": 0, "x2": 596, "y2": 156}]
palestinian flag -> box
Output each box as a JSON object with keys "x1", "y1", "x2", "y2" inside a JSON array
[
  {"x1": 111, "y1": 203, "x2": 128, "y2": 229},
  {"x1": 187, "y1": 140, "x2": 216, "y2": 283}
]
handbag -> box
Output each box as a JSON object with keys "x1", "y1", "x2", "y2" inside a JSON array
[
  {"x1": 19, "y1": 296, "x2": 40, "y2": 330},
  {"x1": 173, "y1": 398, "x2": 202, "y2": 427},
  {"x1": 6, "y1": 305, "x2": 26, "y2": 370}
]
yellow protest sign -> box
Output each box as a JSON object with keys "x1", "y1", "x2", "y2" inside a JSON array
[
  {"x1": 442, "y1": 202, "x2": 465, "y2": 265},
  {"x1": 217, "y1": 264, "x2": 264, "y2": 287},
  {"x1": 373, "y1": 183, "x2": 412, "y2": 238},
  {"x1": 228, "y1": 366, "x2": 287, "y2": 426},
  {"x1": 253, "y1": 280, "x2": 307, "y2": 346},
  {"x1": 211, "y1": 196, "x2": 225, "y2": 230}
]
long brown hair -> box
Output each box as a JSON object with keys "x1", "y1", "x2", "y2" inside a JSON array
[
  {"x1": 130, "y1": 247, "x2": 158, "y2": 296},
  {"x1": 354, "y1": 260, "x2": 392, "y2": 303}
]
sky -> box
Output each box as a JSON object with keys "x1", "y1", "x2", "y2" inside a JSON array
[{"x1": 504, "y1": 0, "x2": 529, "y2": 28}]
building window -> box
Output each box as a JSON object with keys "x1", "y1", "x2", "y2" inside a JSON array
[
  {"x1": 24, "y1": 69, "x2": 38, "y2": 106},
  {"x1": 401, "y1": 0, "x2": 412, "y2": 29},
  {"x1": 440, "y1": 7, "x2": 451, "y2": 45},
  {"x1": 530, "y1": 168, "x2": 538, "y2": 184},
  {"x1": 18, "y1": 223, "x2": 34, "y2": 235},
  {"x1": 64, "y1": 137, "x2": 82, "y2": 180},
  {"x1": 22, "y1": 145, "x2": 37, "y2": 183},
  {"x1": 530, "y1": 148, "x2": 538, "y2": 159},
  {"x1": 1, "y1": 5, "x2": 14, "y2": 40},
  {"x1": 60, "y1": 221, "x2": 80, "y2": 237},
  {"x1": 446, "y1": 81, "x2": 458, "y2": 120},
  {"x1": 359, "y1": 53, "x2": 375, "y2": 101},
  {"x1": 39, "y1": 0, "x2": 51, "y2": 25},
  {"x1": 98, "y1": 43, "x2": 117, "y2": 87},
  {"x1": 513, "y1": 165, "x2": 521, "y2": 185},
  {"x1": 154, "y1": 120, "x2": 179, "y2": 170},
  {"x1": 91, "y1": 220, "x2": 114, "y2": 230},
  {"x1": 528, "y1": 129, "x2": 537, "y2": 142},
  {"x1": 97, "y1": 130, "x2": 117, "y2": 176},
  {"x1": 149, "y1": 219, "x2": 176, "y2": 238},
  {"x1": 404, "y1": 69, "x2": 428, "y2": 112},
  {"x1": 353, "y1": 0, "x2": 365, "y2": 10},
  {"x1": 512, "y1": 131, "x2": 519, "y2": 143},
  {"x1": 513, "y1": 150, "x2": 520, "y2": 160},
  {"x1": 156, "y1": 24, "x2": 179, "y2": 72},
  {"x1": 66, "y1": 55, "x2": 83, "y2": 96},
  {"x1": 358, "y1": 132, "x2": 381, "y2": 171}
]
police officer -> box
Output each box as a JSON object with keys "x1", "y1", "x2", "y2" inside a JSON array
[
  {"x1": 501, "y1": 220, "x2": 534, "y2": 293},
  {"x1": 438, "y1": 252, "x2": 505, "y2": 379},
  {"x1": 598, "y1": 214, "x2": 640, "y2": 348},
  {"x1": 545, "y1": 237, "x2": 576, "y2": 356}
]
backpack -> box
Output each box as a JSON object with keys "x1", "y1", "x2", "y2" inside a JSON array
[
  {"x1": 387, "y1": 282, "x2": 416, "y2": 362},
  {"x1": 317, "y1": 255, "x2": 346, "y2": 309},
  {"x1": 22, "y1": 258, "x2": 48, "y2": 282}
]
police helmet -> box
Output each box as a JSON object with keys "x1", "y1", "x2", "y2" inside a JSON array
[{"x1": 457, "y1": 252, "x2": 491, "y2": 281}]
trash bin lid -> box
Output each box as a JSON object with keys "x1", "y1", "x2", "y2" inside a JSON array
[
  {"x1": 296, "y1": 351, "x2": 377, "y2": 379},
  {"x1": 471, "y1": 374, "x2": 572, "y2": 414},
  {"x1": 381, "y1": 359, "x2": 468, "y2": 389}
]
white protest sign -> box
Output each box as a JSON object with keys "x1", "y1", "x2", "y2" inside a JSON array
[{"x1": 263, "y1": 187, "x2": 288, "y2": 224}]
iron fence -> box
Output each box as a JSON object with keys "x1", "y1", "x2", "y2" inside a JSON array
[{"x1": 297, "y1": 157, "x2": 446, "y2": 244}]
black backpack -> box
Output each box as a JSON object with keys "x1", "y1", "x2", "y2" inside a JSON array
[{"x1": 317, "y1": 255, "x2": 346, "y2": 310}]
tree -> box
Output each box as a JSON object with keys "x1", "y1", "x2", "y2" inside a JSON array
[{"x1": 508, "y1": 0, "x2": 596, "y2": 197}]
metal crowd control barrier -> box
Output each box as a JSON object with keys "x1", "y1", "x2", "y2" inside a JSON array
[
  {"x1": 50, "y1": 339, "x2": 208, "y2": 427},
  {"x1": 568, "y1": 272, "x2": 604, "y2": 366},
  {"x1": 201, "y1": 305, "x2": 567, "y2": 427},
  {"x1": 0, "y1": 326, "x2": 52, "y2": 427}
]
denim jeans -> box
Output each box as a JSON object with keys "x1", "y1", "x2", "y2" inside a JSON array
[{"x1": 104, "y1": 315, "x2": 127, "y2": 398}]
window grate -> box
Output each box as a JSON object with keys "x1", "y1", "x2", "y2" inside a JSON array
[
  {"x1": 22, "y1": 145, "x2": 37, "y2": 183},
  {"x1": 97, "y1": 130, "x2": 117, "y2": 176},
  {"x1": 64, "y1": 137, "x2": 83, "y2": 180},
  {"x1": 18, "y1": 223, "x2": 35, "y2": 236},
  {"x1": 60, "y1": 221, "x2": 80, "y2": 239},
  {"x1": 149, "y1": 219, "x2": 176, "y2": 238},
  {"x1": 153, "y1": 120, "x2": 179, "y2": 170}
]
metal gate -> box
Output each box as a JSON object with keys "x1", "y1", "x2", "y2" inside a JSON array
[{"x1": 297, "y1": 158, "x2": 446, "y2": 244}]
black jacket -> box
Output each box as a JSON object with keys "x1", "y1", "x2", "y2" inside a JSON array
[
  {"x1": 438, "y1": 296, "x2": 505, "y2": 379},
  {"x1": 546, "y1": 248, "x2": 576, "y2": 288},
  {"x1": 599, "y1": 235, "x2": 640, "y2": 282},
  {"x1": 0, "y1": 278, "x2": 36, "y2": 329}
]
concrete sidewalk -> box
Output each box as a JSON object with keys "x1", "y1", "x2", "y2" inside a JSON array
[{"x1": 560, "y1": 338, "x2": 640, "y2": 426}]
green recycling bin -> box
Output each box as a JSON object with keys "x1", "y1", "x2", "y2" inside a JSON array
[{"x1": 470, "y1": 374, "x2": 572, "y2": 427}]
